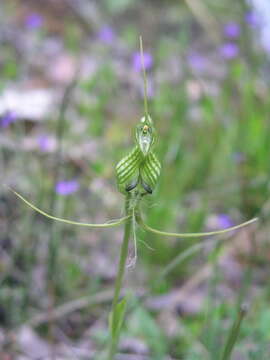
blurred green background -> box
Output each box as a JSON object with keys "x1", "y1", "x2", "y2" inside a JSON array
[{"x1": 0, "y1": 0, "x2": 270, "y2": 359}]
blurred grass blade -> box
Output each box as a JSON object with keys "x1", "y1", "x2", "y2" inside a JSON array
[
  {"x1": 136, "y1": 213, "x2": 258, "y2": 238},
  {"x1": 220, "y1": 305, "x2": 248, "y2": 360},
  {"x1": 158, "y1": 237, "x2": 221, "y2": 280},
  {"x1": 184, "y1": 0, "x2": 221, "y2": 44},
  {"x1": 8, "y1": 187, "x2": 129, "y2": 228}
]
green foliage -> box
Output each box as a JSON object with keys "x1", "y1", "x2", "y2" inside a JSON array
[
  {"x1": 127, "y1": 306, "x2": 167, "y2": 357},
  {"x1": 104, "y1": 0, "x2": 136, "y2": 13}
]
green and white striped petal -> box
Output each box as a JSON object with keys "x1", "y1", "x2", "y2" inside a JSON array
[
  {"x1": 116, "y1": 146, "x2": 141, "y2": 194},
  {"x1": 140, "y1": 152, "x2": 161, "y2": 193}
]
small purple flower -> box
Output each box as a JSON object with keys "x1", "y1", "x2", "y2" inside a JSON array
[
  {"x1": 245, "y1": 11, "x2": 260, "y2": 28},
  {"x1": 98, "y1": 25, "x2": 116, "y2": 44},
  {"x1": 132, "y1": 52, "x2": 153, "y2": 72},
  {"x1": 232, "y1": 152, "x2": 245, "y2": 164},
  {"x1": 55, "y1": 180, "x2": 79, "y2": 195},
  {"x1": 25, "y1": 13, "x2": 43, "y2": 30},
  {"x1": 219, "y1": 42, "x2": 239, "y2": 59},
  {"x1": 187, "y1": 53, "x2": 207, "y2": 72},
  {"x1": 37, "y1": 135, "x2": 50, "y2": 152},
  {"x1": 223, "y1": 22, "x2": 241, "y2": 39},
  {"x1": 217, "y1": 214, "x2": 234, "y2": 229},
  {"x1": 0, "y1": 111, "x2": 18, "y2": 128}
]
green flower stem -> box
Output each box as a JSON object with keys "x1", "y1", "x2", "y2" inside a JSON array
[
  {"x1": 136, "y1": 212, "x2": 258, "y2": 238},
  {"x1": 108, "y1": 194, "x2": 132, "y2": 360},
  {"x1": 140, "y1": 35, "x2": 149, "y2": 118}
]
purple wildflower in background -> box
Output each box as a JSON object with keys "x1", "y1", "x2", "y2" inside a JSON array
[
  {"x1": 55, "y1": 180, "x2": 79, "y2": 195},
  {"x1": 25, "y1": 13, "x2": 43, "y2": 30},
  {"x1": 219, "y1": 42, "x2": 239, "y2": 59},
  {"x1": 217, "y1": 214, "x2": 234, "y2": 229},
  {"x1": 0, "y1": 111, "x2": 18, "y2": 128},
  {"x1": 37, "y1": 134, "x2": 50, "y2": 152},
  {"x1": 187, "y1": 53, "x2": 207, "y2": 72},
  {"x1": 98, "y1": 25, "x2": 116, "y2": 44},
  {"x1": 245, "y1": 11, "x2": 260, "y2": 28},
  {"x1": 132, "y1": 52, "x2": 153, "y2": 72},
  {"x1": 223, "y1": 22, "x2": 241, "y2": 38},
  {"x1": 232, "y1": 152, "x2": 245, "y2": 164}
]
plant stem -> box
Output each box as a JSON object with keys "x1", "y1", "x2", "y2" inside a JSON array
[
  {"x1": 108, "y1": 194, "x2": 132, "y2": 359},
  {"x1": 139, "y1": 36, "x2": 149, "y2": 119}
]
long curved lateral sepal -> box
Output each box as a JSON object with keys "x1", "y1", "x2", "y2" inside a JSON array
[
  {"x1": 136, "y1": 213, "x2": 258, "y2": 238},
  {"x1": 8, "y1": 187, "x2": 129, "y2": 228}
]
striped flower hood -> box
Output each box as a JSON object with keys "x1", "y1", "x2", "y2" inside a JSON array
[{"x1": 116, "y1": 115, "x2": 161, "y2": 195}]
